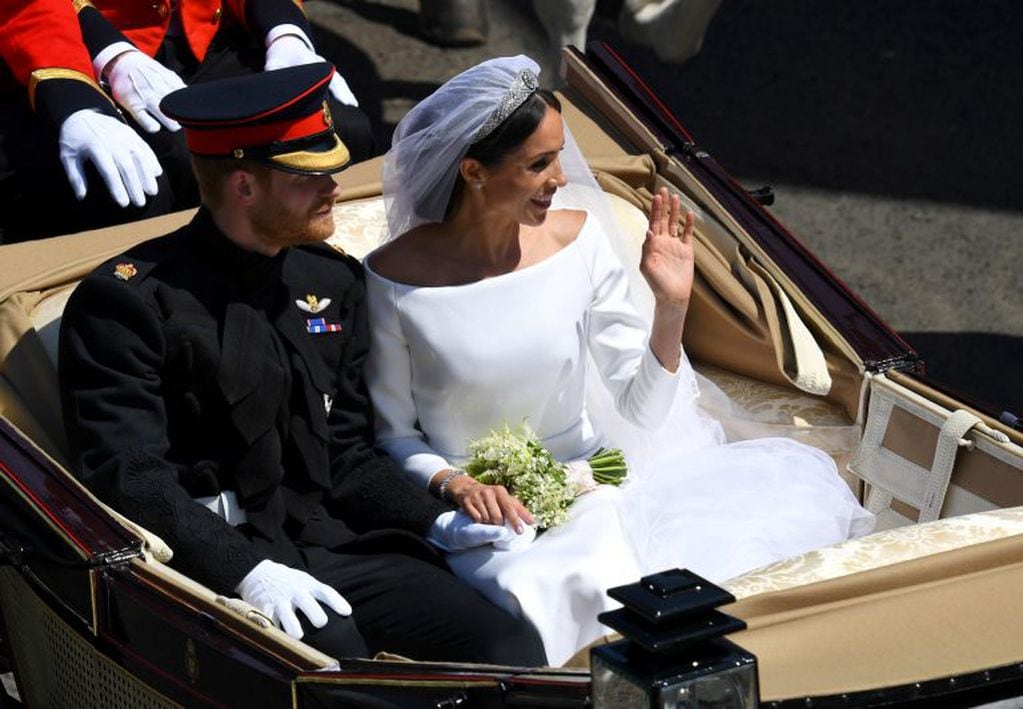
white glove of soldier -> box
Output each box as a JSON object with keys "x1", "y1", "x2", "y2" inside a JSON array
[
  {"x1": 427, "y1": 510, "x2": 529, "y2": 552},
  {"x1": 235, "y1": 559, "x2": 352, "y2": 640},
  {"x1": 58, "y1": 109, "x2": 163, "y2": 208},
  {"x1": 263, "y1": 25, "x2": 359, "y2": 107},
  {"x1": 102, "y1": 48, "x2": 186, "y2": 132}
]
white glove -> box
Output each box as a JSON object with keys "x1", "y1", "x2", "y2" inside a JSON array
[
  {"x1": 58, "y1": 109, "x2": 163, "y2": 208},
  {"x1": 103, "y1": 49, "x2": 186, "y2": 132},
  {"x1": 427, "y1": 510, "x2": 524, "y2": 552},
  {"x1": 492, "y1": 521, "x2": 537, "y2": 551},
  {"x1": 235, "y1": 559, "x2": 352, "y2": 640},
  {"x1": 264, "y1": 26, "x2": 359, "y2": 107}
]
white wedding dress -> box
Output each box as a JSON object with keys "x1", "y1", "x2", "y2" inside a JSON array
[{"x1": 365, "y1": 210, "x2": 873, "y2": 665}]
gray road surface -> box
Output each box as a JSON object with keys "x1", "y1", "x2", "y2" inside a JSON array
[{"x1": 306, "y1": 0, "x2": 1022, "y2": 416}]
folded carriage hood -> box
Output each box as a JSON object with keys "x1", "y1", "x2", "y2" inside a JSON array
[{"x1": 567, "y1": 44, "x2": 920, "y2": 376}]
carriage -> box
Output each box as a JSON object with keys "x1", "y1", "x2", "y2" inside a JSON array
[{"x1": 1, "y1": 45, "x2": 1022, "y2": 707}]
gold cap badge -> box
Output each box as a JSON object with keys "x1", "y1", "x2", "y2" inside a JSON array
[{"x1": 114, "y1": 263, "x2": 137, "y2": 281}]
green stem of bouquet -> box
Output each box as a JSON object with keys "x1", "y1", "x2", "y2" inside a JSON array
[{"x1": 587, "y1": 447, "x2": 628, "y2": 486}]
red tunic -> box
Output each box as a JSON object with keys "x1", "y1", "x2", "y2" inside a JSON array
[
  {"x1": 0, "y1": 0, "x2": 116, "y2": 128},
  {"x1": 0, "y1": 0, "x2": 95, "y2": 86},
  {"x1": 79, "y1": 0, "x2": 307, "y2": 63}
]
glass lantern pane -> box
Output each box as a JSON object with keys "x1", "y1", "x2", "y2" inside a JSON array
[
  {"x1": 658, "y1": 664, "x2": 758, "y2": 709},
  {"x1": 592, "y1": 653, "x2": 650, "y2": 708}
]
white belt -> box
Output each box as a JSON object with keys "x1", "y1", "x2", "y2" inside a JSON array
[{"x1": 193, "y1": 490, "x2": 248, "y2": 526}]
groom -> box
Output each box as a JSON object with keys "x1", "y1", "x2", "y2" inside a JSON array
[{"x1": 58, "y1": 63, "x2": 546, "y2": 666}]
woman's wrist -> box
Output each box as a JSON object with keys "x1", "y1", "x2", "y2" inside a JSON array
[
  {"x1": 653, "y1": 299, "x2": 689, "y2": 323},
  {"x1": 650, "y1": 302, "x2": 687, "y2": 372},
  {"x1": 432, "y1": 468, "x2": 468, "y2": 503}
]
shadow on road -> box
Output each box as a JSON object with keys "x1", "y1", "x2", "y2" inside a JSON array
[
  {"x1": 903, "y1": 331, "x2": 1023, "y2": 417},
  {"x1": 326, "y1": 0, "x2": 423, "y2": 42},
  {"x1": 589, "y1": 0, "x2": 1023, "y2": 213}
]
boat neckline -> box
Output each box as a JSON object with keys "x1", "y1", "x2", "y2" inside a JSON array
[{"x1": 364, "y1": 210, "x2": 591, "y2": 290}]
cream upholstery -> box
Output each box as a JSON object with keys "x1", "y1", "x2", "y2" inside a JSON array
[
  {"x1": 723, "y1": 505, "x2": 1023, "y2": 599},
  {"x1": 567, "y1": 506, "x2": 1023, "y2": 669}
]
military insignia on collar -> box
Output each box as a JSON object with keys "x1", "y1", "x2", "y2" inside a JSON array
[
  {"x1": 296, "y1": 294, "x2": 331, "y2": 313},
  {"x1": 114, "y1": 263, "x2": 138, "y2": 281}
]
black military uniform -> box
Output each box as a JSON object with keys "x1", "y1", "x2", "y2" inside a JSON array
[{"x1": 59, "y1": 64, "x2": 546, "y2": 666}]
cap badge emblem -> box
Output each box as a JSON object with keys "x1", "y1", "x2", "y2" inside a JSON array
[
  {"x1": 114, "y1": 263, "x2": 138, "y2": 281},
  {"x1": 322, "y1": 100, "x2": 333, "y2": 128},
  {"x1": 296, "y1": 294, "x2": 331, "y2": 313}
]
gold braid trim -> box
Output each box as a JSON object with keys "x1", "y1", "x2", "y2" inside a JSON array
[
  {"x1": 71, "y1": 0, "x2": 96, "y2": 13},
  {"x1": 27, "y1": 68, "x2": 109, "y2": 111},
  {"x1": 268, "y1": 136, "x2": 351, "y2": 173}
]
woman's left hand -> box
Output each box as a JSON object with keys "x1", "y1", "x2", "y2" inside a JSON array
[{"x1": 640, "y1": 187, "x2": 695, "y2": 312}]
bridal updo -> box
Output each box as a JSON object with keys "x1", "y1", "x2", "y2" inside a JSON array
[
  {"x1": 465, "y1": 89, "x2": 561, "y2": 168},
  {"x1": 384, "y1": 56, "x2": 564, "y2": 238},
  {"x1": 443, "y1": 89, "x2": 562, "y2": 219}
]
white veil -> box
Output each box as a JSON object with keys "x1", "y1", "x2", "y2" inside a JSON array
[{"x1": 381, "y1": 55, "x2": 725, "y2": 478}]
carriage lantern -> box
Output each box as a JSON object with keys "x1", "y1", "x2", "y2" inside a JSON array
[{"x1": 591, "y1": 568, "x2": 759, "y2": 708}]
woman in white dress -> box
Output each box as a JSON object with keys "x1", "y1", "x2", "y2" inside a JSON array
[{"x1": 365, "y1": 56, "x2": 873, "y2": 665}]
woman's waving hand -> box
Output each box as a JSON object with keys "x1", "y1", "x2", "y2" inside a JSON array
[{"x1": 640, "y1": 187, "x2": 696, "y2": 372}]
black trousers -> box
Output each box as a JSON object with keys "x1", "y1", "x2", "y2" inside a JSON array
[
  {"x1": 288, "y1": 546, "x2": 548, "y2": 666},
  {"x1": 0, "y1": 28, "x2": 375, "y2": 243}
]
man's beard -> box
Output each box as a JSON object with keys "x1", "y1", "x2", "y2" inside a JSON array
[{"x1": 250, "y1": 192, "x2": 335, "y2": 249}]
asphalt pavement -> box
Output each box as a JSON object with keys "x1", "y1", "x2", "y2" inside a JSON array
[{"x1": 308, "y1": 0, "x2": 1022, "y2": 416}]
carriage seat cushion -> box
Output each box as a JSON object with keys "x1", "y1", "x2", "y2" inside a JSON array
[{"x1": 722, "y1": 505, "x2": 1023, "y2": 600}]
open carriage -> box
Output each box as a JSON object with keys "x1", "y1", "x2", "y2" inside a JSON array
[{"x1": 1, "y1": 46, "x2": 1022, "y2": 707}]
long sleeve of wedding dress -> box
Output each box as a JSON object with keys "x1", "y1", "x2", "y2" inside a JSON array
[{"x1": 364, "y1": 271, "x2": 451, "y2": 488}]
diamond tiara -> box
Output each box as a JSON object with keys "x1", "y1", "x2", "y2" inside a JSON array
[{"x1": 471, "y1": 69, "x2": 540, "y2": 144}]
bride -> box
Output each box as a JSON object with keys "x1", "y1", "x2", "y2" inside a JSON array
[{"x1": 364, "y1": 55, "x2": 873, "y2": 665}]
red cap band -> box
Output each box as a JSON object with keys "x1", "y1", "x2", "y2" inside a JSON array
[{"x1": 185, "y1": 107, "x2": 333, "y2": 156}]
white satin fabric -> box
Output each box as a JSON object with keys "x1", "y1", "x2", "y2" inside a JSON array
[{"x1": 365, "y1": 210, "x2": 874, "y2": 665}]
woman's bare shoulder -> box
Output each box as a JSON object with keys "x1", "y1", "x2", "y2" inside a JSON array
[
  {"x1": 366, "y1": 224, "x2": 440, "y2": 282},
  {"x1": 548, "y1": 208, "x2": 588, "y2": 247}
]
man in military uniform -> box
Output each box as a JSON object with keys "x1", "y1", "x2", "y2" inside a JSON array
[{"x1": 58, "y1": 63, "x2": 546, "y2": 665}]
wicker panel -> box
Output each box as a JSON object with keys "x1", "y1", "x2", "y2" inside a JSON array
[{"x1": 0, "y1": 567, "x2": 179, "y2": 708}]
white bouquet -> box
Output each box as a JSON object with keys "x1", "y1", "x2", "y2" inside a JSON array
[{"x1": 464, "y1": 424, "x2": 628, "y2": 529}]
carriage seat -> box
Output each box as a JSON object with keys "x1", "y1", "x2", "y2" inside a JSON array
[{"x1": 4, "y1": 194, "x2": 1023, "y2": 670}]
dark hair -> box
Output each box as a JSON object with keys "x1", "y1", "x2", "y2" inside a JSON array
[
  {"x1": 465, "y1": 89, "x2": 562, "y2": 167},
  {"x1": 445, "y1": 89, "x2": 562, "y2": 218}
]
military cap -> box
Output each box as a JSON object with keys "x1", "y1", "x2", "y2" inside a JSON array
[{"x1": 160, "y1": 63, "x2": 350, "y2": 175}]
